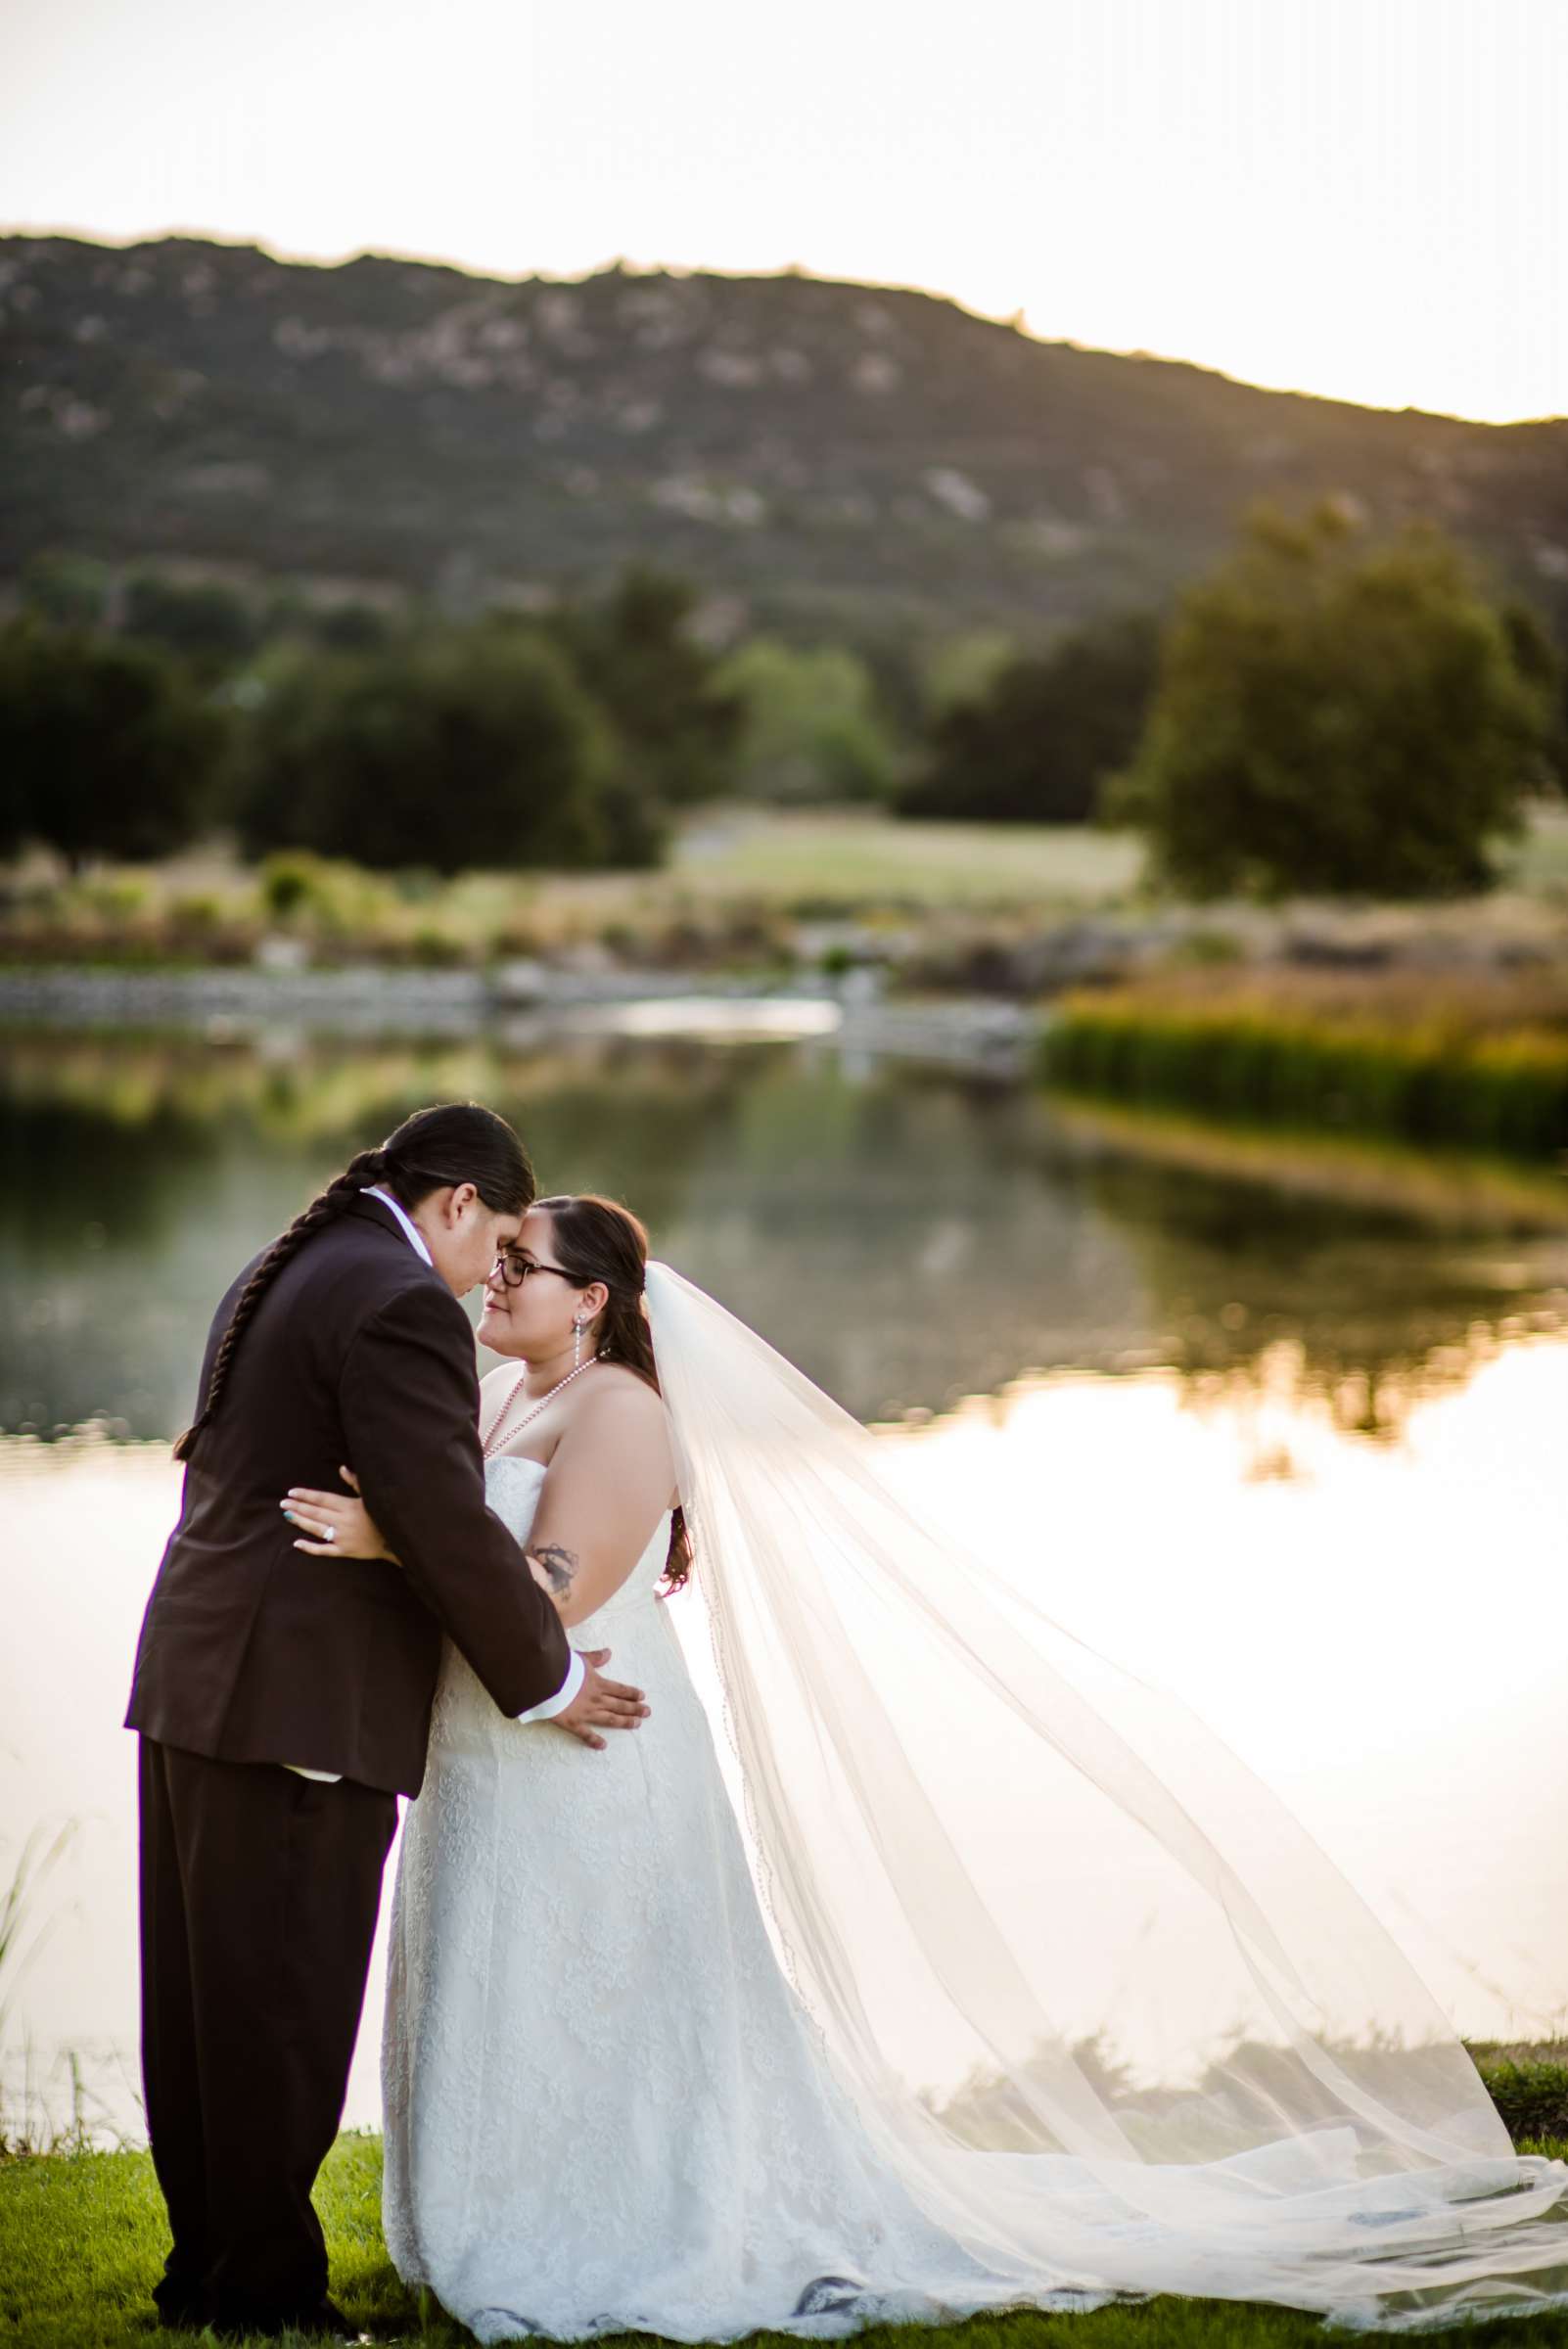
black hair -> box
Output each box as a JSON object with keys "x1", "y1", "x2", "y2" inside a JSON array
[{"x1": 173, "y1": 1102, "x2": 532, "y2": 1462}]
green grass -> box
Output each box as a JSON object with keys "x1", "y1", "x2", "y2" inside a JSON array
[
  {"x1": 4, "y1": 2131, "x2": 1568, "y2": 2349},
  {"x1": 1041, "y1": 972, "x2": 1568, "y2": 1158},
  {"x1": 0, "y1": 2134, "x2": 393, "y2": 2347},
  {"x1": 670, "y1": 809, "x2": 1143, "y2": 912},
  {"x1": 1469, "y1": 2048, "x2": 1568, "y2": 2146},
  {"x1": 1496, "y1": 805, "x2": 1568, "y2": 897}
]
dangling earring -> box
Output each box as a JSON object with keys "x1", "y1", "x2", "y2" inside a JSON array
[{"x1": 573, "y1": 1316, "x2": 584, "y2": 1370}]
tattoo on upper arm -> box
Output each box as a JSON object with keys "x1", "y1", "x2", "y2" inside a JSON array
[{"x1": 530, "y1": 1543, "x2": 578, "y2": 1595}]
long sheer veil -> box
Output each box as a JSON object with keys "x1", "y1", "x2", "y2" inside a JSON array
[{"x1": 642, "y1": 1260, "x2": 1568, "y2": 2330}]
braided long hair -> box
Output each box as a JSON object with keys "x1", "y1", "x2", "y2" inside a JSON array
[
  {"x1": 531, "y1": 1193, "x2": 692, "y2": 1590},
  {"x1": 173, "y1": 1103, "x2": 533, "y2": 1463}
]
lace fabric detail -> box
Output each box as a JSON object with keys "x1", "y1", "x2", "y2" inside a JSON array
[
  {"x1": 381, "y1": 1459, "x2": 1062, "y2": 2342},
  {"x1": 384, "y1": 1269, "x2": 1568, "y2": 2337}
]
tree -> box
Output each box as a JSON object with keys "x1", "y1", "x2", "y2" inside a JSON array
[
  {"x1": 712, "y1": 638, "x2": 897, "y2": 803},
  {"x1": 20, "y1": 550, "x2": 112, "y2": 629},
  {"x1": 897, "y1": 613, "x2": 1160, "y2": 823},
  {"x1": 545, "y1": 567, "x2": 743, "y2": 807},
  {"x1": 305, "y1": 599, "x2": 398, "y2": 655},
  {"x1": 0, "y1": 620, "x2": 227, "y2": 867},
  {"x1": 233, "y1": 626, "x2": 657, "y2": 872},
  {"x1": 1106, "y1": 501, "x2": 1563, "y2": 898},
  {"x1": 121, "y1": 571, "x2": 262, "y2": 673},
  {"x1": 1500, "y1": 596, "x2": 1568, "y2": 796},
  {"x1": 919, "y1": 628, "x2": 1018, "y2": 721}
]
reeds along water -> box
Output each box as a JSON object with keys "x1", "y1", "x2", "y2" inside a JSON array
[
  {"x1": 1040, "y1": 975, "x2": 1568, "y2": 1156},
  {"x1": 0, "y1": 1819, "x2": 86, "y2": 2155}
]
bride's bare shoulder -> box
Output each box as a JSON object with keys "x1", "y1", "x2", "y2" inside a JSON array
[
  {"x1": 578, "y1": 1362, "x2": 667, "y2": 1420},
  {"x1": 569, "y1": 1364, "x2": 672, "y2": 1455}
]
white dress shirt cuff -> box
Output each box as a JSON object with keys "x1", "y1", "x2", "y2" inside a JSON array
[{"x1": 514, "y1": 1646, "x2": 584, "y2": 1723}]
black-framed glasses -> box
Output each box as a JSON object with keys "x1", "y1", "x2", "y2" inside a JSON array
[{"x1": 490, "y1": 1251, "x2": 579, "y2": 1291}]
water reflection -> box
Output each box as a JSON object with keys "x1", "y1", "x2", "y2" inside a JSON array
[
  {"x1": 7, "y1": 1024, "x2": 1568, "y2": 2142},
  {"x1": 6, "y1": 1031, "x2": 1568, "y2": 1445},
  {"x1": 5, "y1": 1342, "x2": 1567, "y2": 2145},
  {"x1": 1044, "y1": 1100, "x2": 1568, "y2": 1439},
  {"x1": 879, "y1": 1352, "x2": 1568, "y2": 2057}
]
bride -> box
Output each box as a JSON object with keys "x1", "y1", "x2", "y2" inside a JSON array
[{"x1": 282, "y1": 1194, "x2": 1568, "y2": 2338}]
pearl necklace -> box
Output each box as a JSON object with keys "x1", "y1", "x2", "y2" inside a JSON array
[{"x1": 483, "y1": 1353, "x2": 603, "y2": 1459}]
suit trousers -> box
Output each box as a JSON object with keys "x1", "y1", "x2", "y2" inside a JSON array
[{"x1": 137, "y1": 1736, "x2": 398, "y2": 2330}]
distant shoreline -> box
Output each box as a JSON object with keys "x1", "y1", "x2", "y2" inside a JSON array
[{"x1": 0, "y1": 963, "x2": 1034, "y2": 1075}]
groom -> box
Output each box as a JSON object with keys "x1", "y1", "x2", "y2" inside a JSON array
[{"x1": 125, "y1": 1102, "x2": 648, "y2": 2339}]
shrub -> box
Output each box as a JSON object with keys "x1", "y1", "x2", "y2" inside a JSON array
[
  {"x1": 258, "y1": 852, "x2": 320, "y2": 921},
  {"x1": 166, "y1": 893, "x2": 224, "y2": 933},
  {"x1": 1040, "y1": 977, "x2": 1568, "y2": 1156},
  {"x1": 404, "y1": 926, "x2": 467, "y2": 967}
]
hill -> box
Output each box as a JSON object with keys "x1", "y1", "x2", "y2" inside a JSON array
[{"x1": 3, "y1": 231, "x2": 1566, "y2": 648}]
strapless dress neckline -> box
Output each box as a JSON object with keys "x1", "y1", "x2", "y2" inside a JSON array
[{"x1": 482, "y1": 1451, "x2": 672, "y2": 1638}]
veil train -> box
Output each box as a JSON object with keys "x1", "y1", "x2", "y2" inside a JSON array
[{"x1": 643, "y1": 1260, "x2": 1568, "y2": 2330}]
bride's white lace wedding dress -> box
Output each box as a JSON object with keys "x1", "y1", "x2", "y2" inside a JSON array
[
  {"x1": 382, "y1": 1266, "x2": 1568, "y2": 2336},
  {"x1": 380, "y1": 1455, "x2": 1054, "y2": 2344}
]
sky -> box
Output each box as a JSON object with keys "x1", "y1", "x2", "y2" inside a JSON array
[{"x1": 2, "y1": 0, "x2": 1564, "y2": 425}]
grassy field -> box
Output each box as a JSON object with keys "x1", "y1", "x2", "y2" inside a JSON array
[
  {"x1": 671, "y1": 809, "x2": 1144, "y2": 909},
  {"x1": 7, "y1": 806, "x2": 1568, "y2": 976},
  {"x1": 0, "y1": 812, "x2": 1144, "y2": 973},
  {"x1": 683, "y1": 802, "x2": 1568, "y2": 910},
  {"x1": 4, "y1": 2130, "x2": 1568, "y2": 2349}
]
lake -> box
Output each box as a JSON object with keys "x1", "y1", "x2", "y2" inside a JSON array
[{"x1": 3, "y1": 1013, "x2": 1568, "y2": 2145}]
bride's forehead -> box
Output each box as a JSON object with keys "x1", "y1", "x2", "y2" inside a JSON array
[{"x1": 516, "y1": 1205, "x2": 557, "y2": 1247}]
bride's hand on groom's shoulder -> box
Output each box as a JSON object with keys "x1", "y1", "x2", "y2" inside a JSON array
[{"x1": 281, "y1": 1466, "x2": 396, "y2": 1561}]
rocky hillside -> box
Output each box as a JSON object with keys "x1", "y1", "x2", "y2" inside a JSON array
[{"x1": 3, "y1": 231, "x2": 1566, "y2": 647}]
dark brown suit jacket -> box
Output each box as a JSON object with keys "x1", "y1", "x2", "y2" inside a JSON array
[{"x1": 125, "y1": 1192, "x2": 572, "y2": 1794}]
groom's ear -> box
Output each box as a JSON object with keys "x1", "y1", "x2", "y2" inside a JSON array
[{"x1": 442, "y1": 1181, "x2": 480, "y2": 1225}]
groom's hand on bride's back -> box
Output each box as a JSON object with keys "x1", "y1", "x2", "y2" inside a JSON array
[{"x1": 556, "y1": 1647, "x2": 650, "y2": 1751}]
